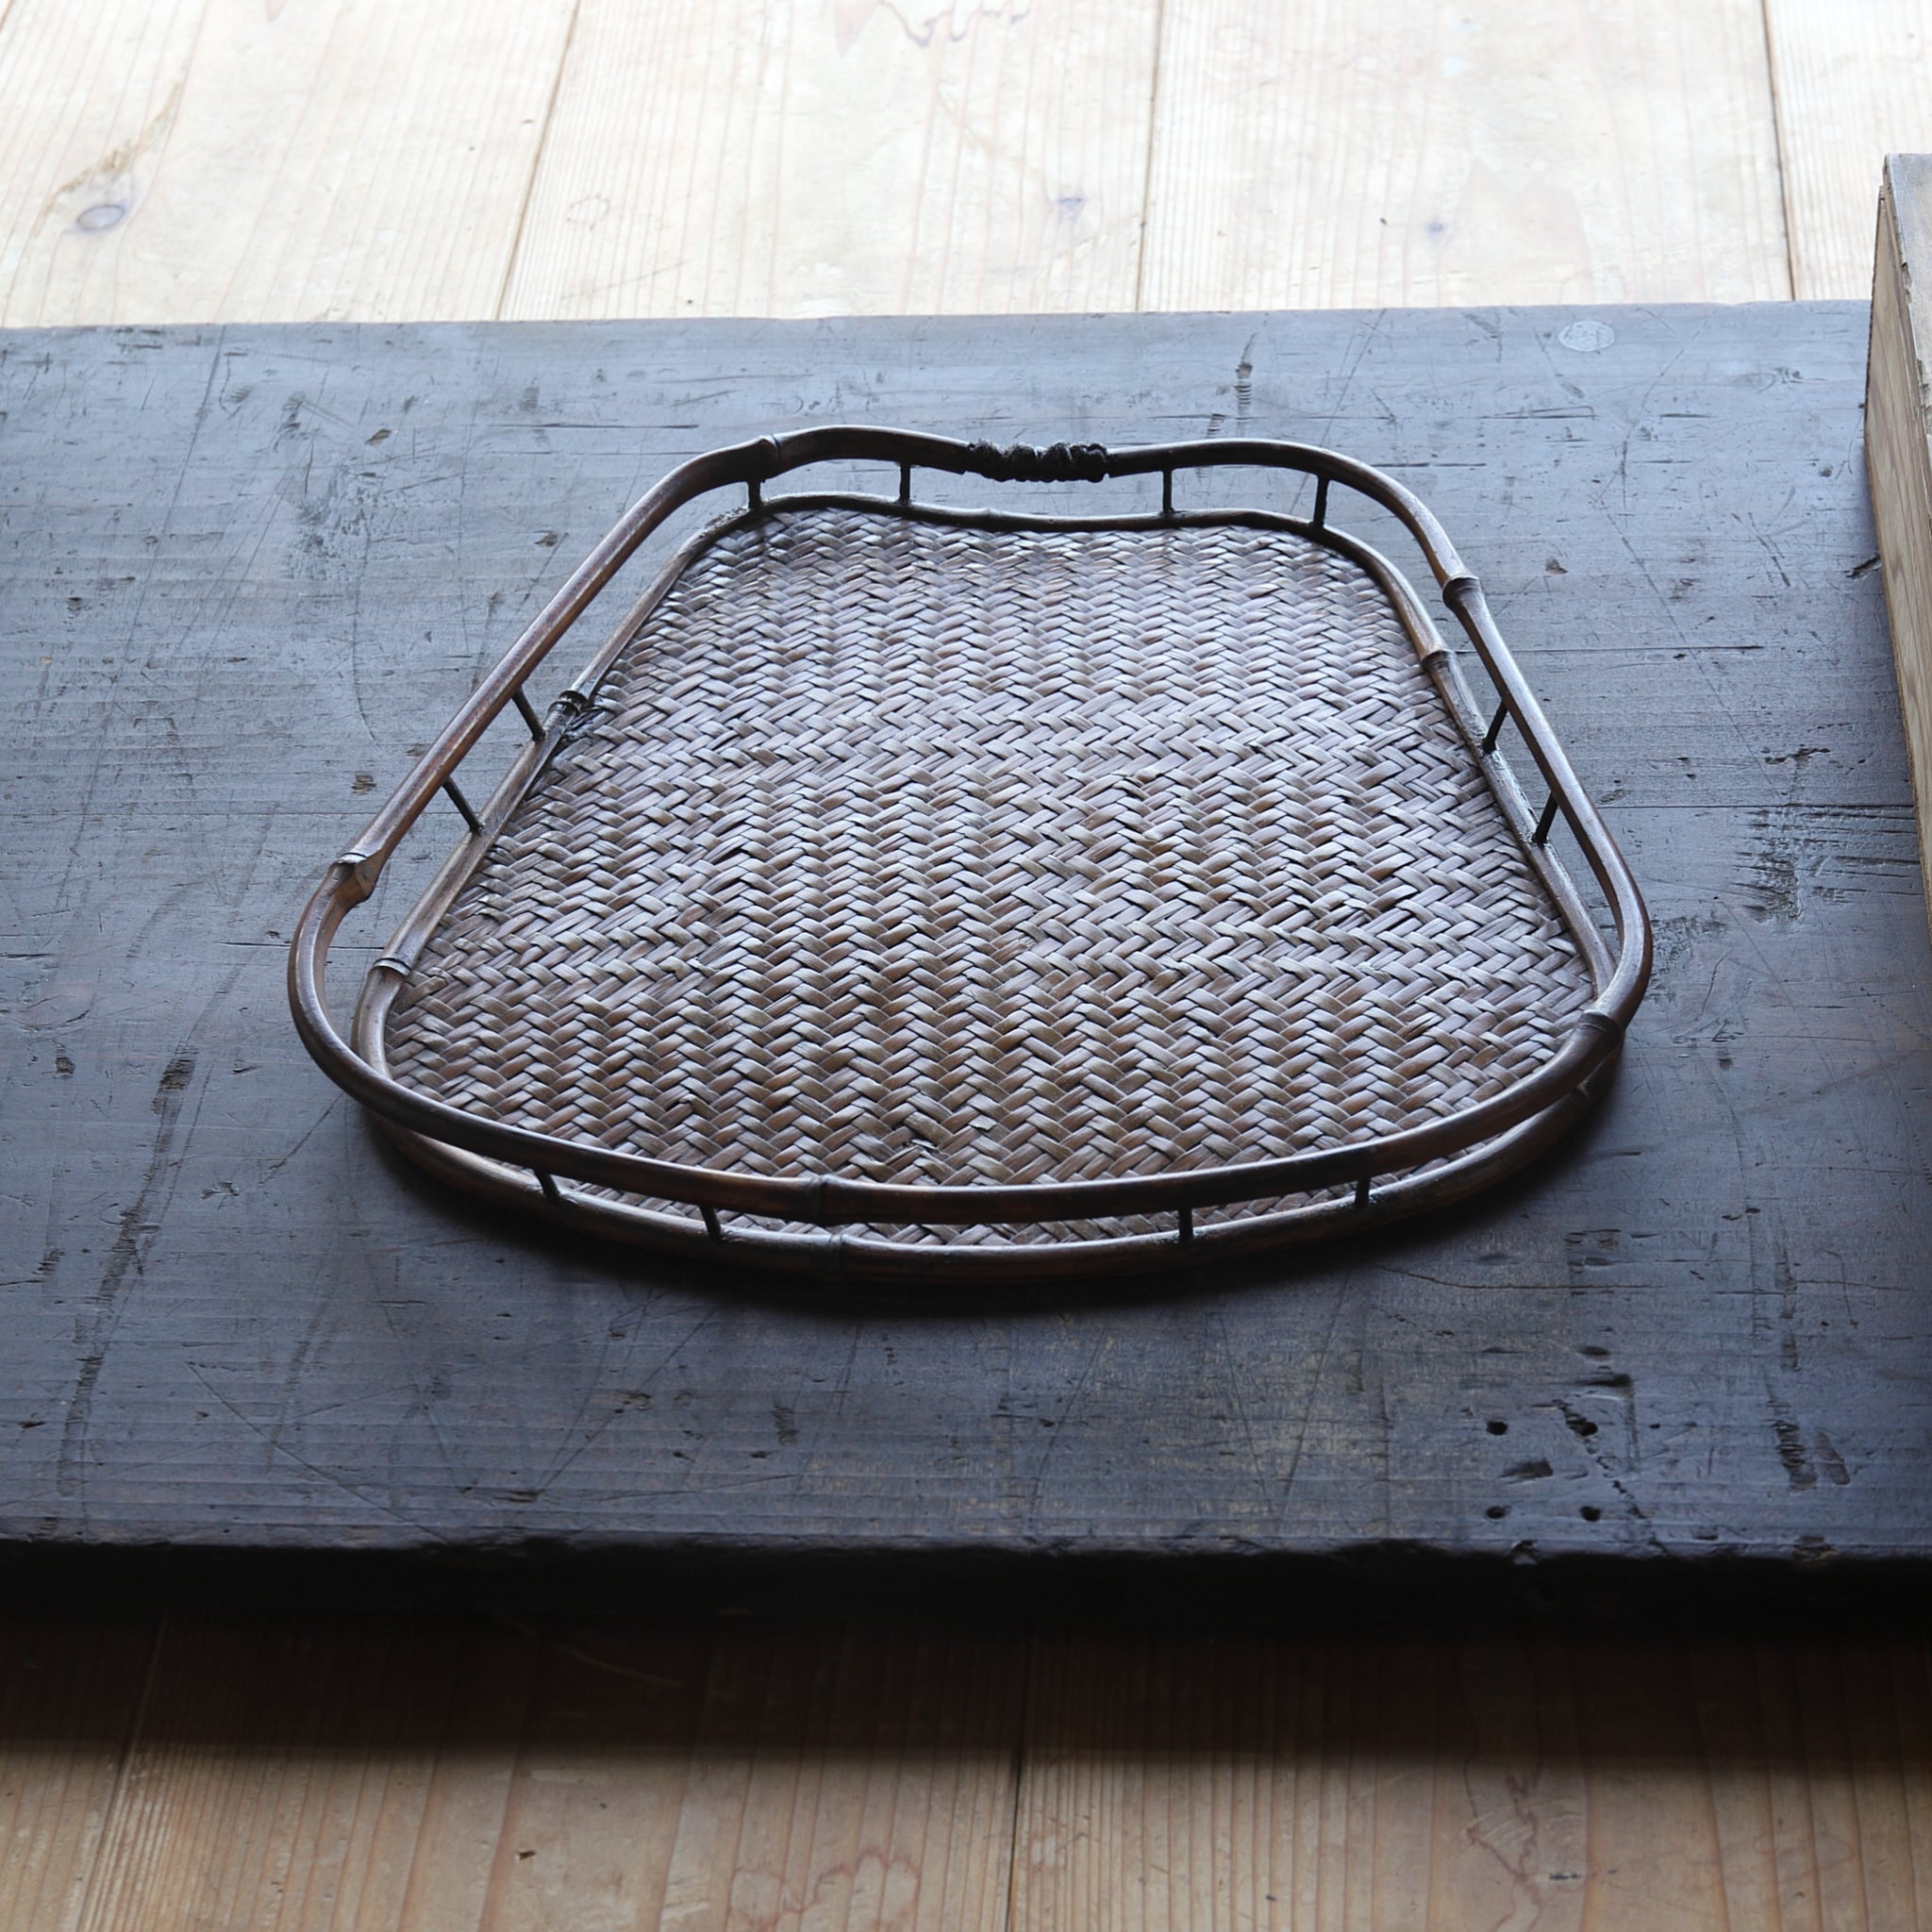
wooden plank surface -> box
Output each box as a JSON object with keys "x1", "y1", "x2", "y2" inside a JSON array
[
  {"x1": 17, "y1": 1, "x2": 1932, "y2": 327},
  {"x1": 3, "y1": 302, "x2": 1926, "y2": 1615},
  {"x1": 20, "y1": 0, "x2": 1932, "y2": 325},
  {"x1": 12, "y1": 1616, "x2": 1931, "y2": 1931},
  {"x1": 500, "y1": 0, "x2": 1162, "y2": 320},
  {"x1": 0, "y1": 0, "x2": 577, "y2": 326},
  {"x1": 15, "y1": 0, "x2": 1932, "y2": 326},
  {"x1": 0, "y1": 1617, "x2": 157, "y2": 1932},
  {"x1": 1008, "y1": 1632, "x2": 1932, "y2": 1930},
  {"x1": 76, "y1": 1620, "x2": 545, "y2": 1932},
  {"x1": 1764, "y1": 0, "x2": 1932, "y2": 300},
  {"x1": 48, "y1": 1617, "x2": 1024, "y2": 1932},
  {"x1": 1130, "y1": 0, "x2": 1791, "y2": 310},
  {"x1": 1863, "y1": 156, "x2": 1932, "y2": 942}
]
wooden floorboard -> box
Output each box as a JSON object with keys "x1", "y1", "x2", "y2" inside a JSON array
[
  {"x1": 20, "y1": 1624, "x2": 1930, "y2": 1931},
  {"x1": 1764, "y1": 0, "x2": 1932, "y2": 299},
  {"x1": 497, "y1": 0, "x2": 1161, "y2": 321},
  {"x1": 7, "y1": 2, "x2": 1932, "y2": 328},
  {"x1": 7, "y1": 0, "x2": 1931, "y2": 328},
  {"x1": 0, "y1": 1617, "x2": 156, "y2": 1932},
  {"x1": 8, "y1": 0, "x2": 1913, "y2": 325},
  {"x1": 1007, "y1": 1634, "x2": 1932, "y2": 1931},
  {"x1": 74, "y1": 1618, "x2": 547, "y2": 1932},
  {"x1": 1139, "y1": 0, "x2": 1791, "y2": 311},
  {"x1": 52, "y1": 1619, "x2": 1026, "y2": 1932},
  {"x1": 0, "y1": 0, "x2": 576, "y2": 326}
]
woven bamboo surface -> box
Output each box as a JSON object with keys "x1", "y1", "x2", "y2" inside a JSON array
[{"x1": 379, "y1": 507, "x2": 1592, "y2": 1243}]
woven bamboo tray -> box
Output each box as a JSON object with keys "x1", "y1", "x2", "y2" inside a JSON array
[{"x1": 290, "y1": 429, "x2": 1650, "y2": 1282}]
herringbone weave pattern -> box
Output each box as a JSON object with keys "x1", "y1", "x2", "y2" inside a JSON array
[{"x1": 385, "y1": 509, "x2": 1591, "y2": 1240}]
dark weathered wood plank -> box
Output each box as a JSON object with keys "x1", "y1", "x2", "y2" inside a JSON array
[{"x1": 1, "y1": 305, "x2": 1925, "y2": 1613}]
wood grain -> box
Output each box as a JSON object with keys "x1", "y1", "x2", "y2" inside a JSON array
[
  {"x1": 1764, "y1": 0, "x2": 1932, "y2": 300},
  {"x1": 0, "y1": 1618, "x2": 156, "y2": 1932},
  {"x1": 461, "y1": 1623, "x2": 1035, "y2": 1932},
  {"x1": 3, "y1": 0, "x2": 1904, "y2": 325},
  {"x1": 645, "y1": 1624, "x2": 1025, "y2": 1932},
  {"x1": 75, "y1": 1618, "x2": 545, "y2": 1932},
  {"x1": 1140, "y1": 0, "x2": 1792, "y2": 311},
  {"x1": 16, "y1": 1620, "x2": 1932, "y2": 1932},
  {"x1": 0, "y1": 0, "x2": 204, "y2": 325},
  {"x1": 1008, "y1": 1634, "x2": 1932, "y2": 1930},
  {"x1": 497, "y1": 0, "x2": 1162, "y2": 320},
  {"x1": 0, "y1": 0, "x2": 576, "y2": 326},
  {"x1": 58, "y1": 1619, "x2": 1025, "y2": 1932},
  {"x1": 1864, "y1": 156, "x2": 1932, "y2": 935}
]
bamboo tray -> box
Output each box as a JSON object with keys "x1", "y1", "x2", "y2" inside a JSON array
[{"x1": 290, "y1": 429, "x2": 1650, "y2": 1282}]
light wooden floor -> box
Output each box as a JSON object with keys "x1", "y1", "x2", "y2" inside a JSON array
[
  {"x1": 8, "y1": 2, "x2": 1932, "y2": 1927},
  {"x1": 4, "y1": 0, "x2": 1932, "y2": 328},
  {"x1": 8, "y1": 1614, "x2": 1932, "y2": 1931}
]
